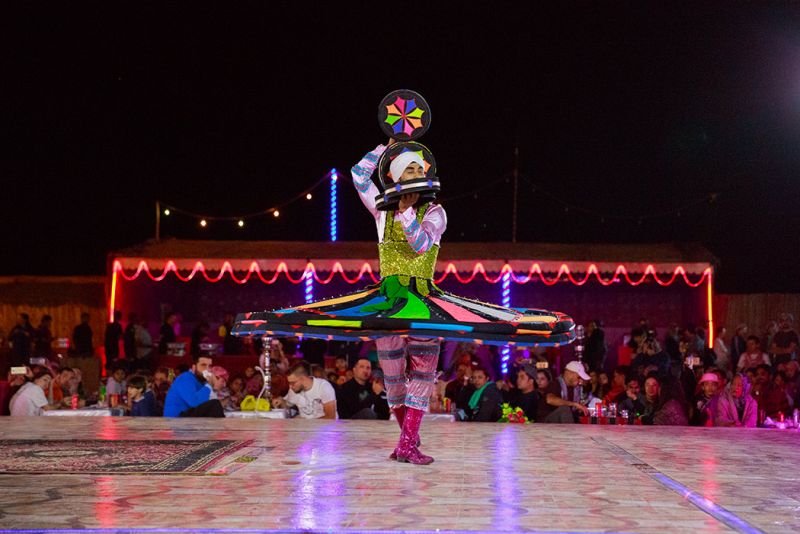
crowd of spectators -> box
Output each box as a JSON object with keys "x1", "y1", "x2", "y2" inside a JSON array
[{"x1": 1, "y1": 310, "x2": 798, "y2": 427}]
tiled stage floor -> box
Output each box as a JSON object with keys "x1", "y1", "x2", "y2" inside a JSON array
[{"x1": 0, "y1": 417, "x2": 798, "y2": 533}]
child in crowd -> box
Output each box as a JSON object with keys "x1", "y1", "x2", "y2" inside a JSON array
[
  {"x1": 209, "y1": 366, "x2": 230, "y2": 406},
  {"x1": 126, "y1": 375, "x2": 158, "y2": 416},
  {"x1": 225, "y1": 375, "x2": 246, "y2": 410}
]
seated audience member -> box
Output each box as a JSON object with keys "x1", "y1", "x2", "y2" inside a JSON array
[
  {"x1": 334, "y1": 355, "x2": 348, "y2": 377},
  {"x1": 152, "y1": 367, "x2": 171, "y2": 410},
  {"x1": 50, "y1": 367, "x2": 76, "y2": 406},
  {"x1": 336, "y1": 358, "x2": 390, "y2": 419},
  {"x1": 9, "y1": 366, "x2": 59, "y2": 416},
  {"x1": 244, "y1": 367, "x2": 263, "y2": 396},
  {"x1": 163, "y1": 355, "x2": 225, "y2": 417},
  {"x1": 127, "y1": 375, "x2": 158, "y2": 416},
  {"x1": 224, "y1": 375, "x2": 246, "y2": 410},
  {"x1": 533, "y1": 368, "x2": 553, "y2": 422},
  {"x1": 603, "y1": 365, "x2": 629, "y2": 404},
  {"x1": 691, "y1": 372, "x2": 720, "y2": 426},
  {"x1": 772, "y1": 371, "x2": 794, "y2": 412},
  {"x1": 509, "y1": 363, "x2": 538, "y2": 421},
  {"x1": 618, "y1": 375, "x2": 645, "y2": 417},
  {"x1": 456, "y1": 365, "x2": 502, "y2": 422},
  {"x1": 106, "y1": 366, "x2": 127, "y2": 396},
  {"x1": 540, "y1": 361, "x2": 591, "y2": 423},
  {"x1": 715, "y1": 373, "x2": 757, "y2": 427},
  {"x1": 284, "y1": 361, "x2": 337, "y2": 419},
  {"x1": 737, "y1": 336, "x2": 770, "y2": 372},
  {"x1": 783, "y1": 361, "x2": 800, "y2": 408},
  {"x1": 647, "y1": 375, "x2": 689, "y2": 425},
  {"x1": 209, "y1": 365, "x2": 230, "y2": 408},
  {"x1": 597, "y1": 371, "x2": 610, "y2": 399},
  {"x1": 751, "y1": 364, "x2": 789, "y2": 419},
  {"x1": 446, "y1": 362, "x2": 471, "y2": 408},
  {"x1": 2, "y1": 368, "x2": 31, "y2": 415}
]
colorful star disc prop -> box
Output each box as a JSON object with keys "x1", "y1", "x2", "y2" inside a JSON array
[
  {"x1": 378, "y1": 89, "x2": 431, "y2": 142},
  {"x1": 375, "y1": 142, "x2": 440, "y2": 211}
]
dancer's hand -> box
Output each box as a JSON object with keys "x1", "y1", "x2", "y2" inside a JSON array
[
  {"x1": 398, "y1": 193, "x2": 419, "y2": 211},
  {"x1": 387, "y1": 137, "x2": 396, "y2": 147}
]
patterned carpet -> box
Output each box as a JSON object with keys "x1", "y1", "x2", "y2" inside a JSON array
[{"x1": 0, "y1": 439, "x2": 256, "y2": 474}]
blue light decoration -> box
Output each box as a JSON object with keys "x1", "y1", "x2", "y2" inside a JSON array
[
  {"x1": 304, "y1": 268, "x2": 314, "y2": 304},
  {"x1": 501, "y1": 269, "x2": 512, "y2": 375},
  {"x1": 330, "y1": 169, "x2": 338, "y2": 242}
]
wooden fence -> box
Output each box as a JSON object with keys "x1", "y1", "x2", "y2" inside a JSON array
[{"x1": 0, "y1": 276, "x2": 108, "y2": 350}]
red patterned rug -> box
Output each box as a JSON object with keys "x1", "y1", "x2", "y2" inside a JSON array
[{"x1": 0, "y1": 439, "x2": 257, "y2": 474}]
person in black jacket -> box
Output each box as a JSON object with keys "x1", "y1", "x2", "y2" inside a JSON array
[
  {"x1": 456, "y1": 365, "x2": 502, "y2": 422},
  {"x1": 509, "y1": 363, "x2": 538, "y2": 422},
  {"x1": 336, "y1": 358, "x2": 390, "y2": 419}
]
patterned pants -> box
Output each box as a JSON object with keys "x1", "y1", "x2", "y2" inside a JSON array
[{"x1": 377, "y1": 336, "x2": 440, "y2": 412}]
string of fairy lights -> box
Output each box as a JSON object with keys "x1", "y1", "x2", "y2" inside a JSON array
[{"x1": 156, "y1": 168, "x2": 724, "y2": 241}]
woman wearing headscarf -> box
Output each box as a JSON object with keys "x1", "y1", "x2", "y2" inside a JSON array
[{"x1": 714, "y1": 373, "x2": 757, "y2": 428}]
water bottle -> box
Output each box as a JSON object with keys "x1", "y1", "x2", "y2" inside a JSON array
[{"x1": 99, "y1": 384, "x2": 106, "y2": 405}]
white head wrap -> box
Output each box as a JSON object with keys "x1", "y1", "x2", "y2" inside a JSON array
[{"x1": 389, "y1": 151, "x2": 425, "y2": 183}]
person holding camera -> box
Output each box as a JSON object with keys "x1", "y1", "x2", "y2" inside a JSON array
[{"x1": 631, "y1": 335, "x2": 671, "y2": 379}]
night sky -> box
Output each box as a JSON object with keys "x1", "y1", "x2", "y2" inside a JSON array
[{"x1": 6, "y1": 3, "x2": 800, "y2": 292}]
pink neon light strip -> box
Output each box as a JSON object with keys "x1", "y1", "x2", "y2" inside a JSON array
[{"x1": 111, "y1": 260, "x2": 711, "y2": 288}]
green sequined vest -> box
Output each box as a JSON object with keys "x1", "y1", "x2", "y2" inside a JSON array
[{"x1": 378, "y1": 203, "x2": 440, "y2": 281}]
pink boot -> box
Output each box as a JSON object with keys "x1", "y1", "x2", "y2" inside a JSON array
[
  {"x1": 395, "y1": 407, "x2": 434, "y2": 465},
  {"x1": 389, "y1": 406, "x2": 406, "y2": 460}
]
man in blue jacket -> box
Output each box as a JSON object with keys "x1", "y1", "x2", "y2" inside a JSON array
[{"x1": 163, "y1": 354, "x2": 224, "y2": 417}]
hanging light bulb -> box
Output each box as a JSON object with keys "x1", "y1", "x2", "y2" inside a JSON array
[
  {"x1": 273, "y1": 210, "x2": 280, "y2": 218},
  {"x1": 200, "y1": 219, "x2": 207, "y2": 227},
  {"x1": 306, "y1": 193, "x2": 312, "y2": 200},
  {"x1": 238, "y1": 220, "x2": 244, "y2": 228},
  {"x1": 164, "y1": 209, "x2": 171, "y2": 216}
]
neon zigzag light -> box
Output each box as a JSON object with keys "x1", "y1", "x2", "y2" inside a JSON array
[{"x1": 111, "y1": 260, "x2": 712, "y2": 288}]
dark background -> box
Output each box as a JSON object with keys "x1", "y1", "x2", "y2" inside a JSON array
[{"x1": 5, "y1": 2, "x2": 799, "y2": 292}]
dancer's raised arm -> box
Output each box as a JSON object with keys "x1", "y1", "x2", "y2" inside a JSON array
[{"x1": 350, "y1": 144, "x2": 388, "y2": 219}]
